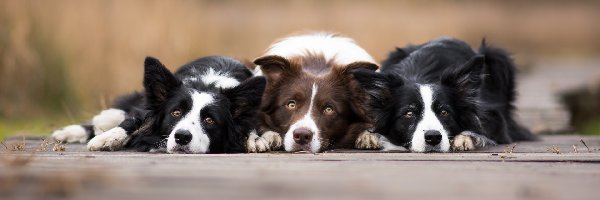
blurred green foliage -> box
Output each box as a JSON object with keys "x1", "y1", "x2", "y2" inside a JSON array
[{"x1": 578, "y1": 119, "x2": 600, "y2": 135}]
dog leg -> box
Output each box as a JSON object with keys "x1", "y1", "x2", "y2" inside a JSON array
[
  {"x1": 355, "y1": 131, "x2": 382, "y2": 150},
  {"x1": 87, "y1": 127, "x2": 129, "y2": 151},
  {"x1": 91, "y1": 108, "x2": 126, "y2": 135},
  {"x1": 452, "y1": 131, "x2": 497, "y2": 151},
  {"x1": 51, "y1": 125, "x2": 92, "y2": 143}
]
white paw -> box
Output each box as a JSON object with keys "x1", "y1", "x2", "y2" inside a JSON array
[
  {"x1": 246, "y1": 131, "x2": 268, "y2": 153},
  {"x1": 452, "y1": 134, "x2": 475, "y2": 151},
  {"x1": 87, "y1": 127, "x2": 128, "y2": 151},
  {"x1": 355, "y1": 131, "x2": 382, "y2": 150},
  {"x1": 92, "y1": 109, "x2": 126, "y2": 135},
  {"x1": 246, "y1": 131, "x2": 282, "y2": 153},
  {"x1": 261, "y1": 131, "x2": 283, "y2": 149},
  {"x1": 51, "y1": 125, "x2": 88, "y2": 143}
]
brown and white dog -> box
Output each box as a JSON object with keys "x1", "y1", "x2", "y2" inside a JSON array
[{"x1": 247, "y1": 33, "x2": 381, "y2": 153}]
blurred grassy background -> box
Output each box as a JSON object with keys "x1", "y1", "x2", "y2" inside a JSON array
[{"x1": 1, "y1": 0, "x2": 599, "y2": 140}]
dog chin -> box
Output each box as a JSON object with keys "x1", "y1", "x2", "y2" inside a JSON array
[
  {"x1": 167, "y1": 145, "x2": 190, "y2": 154},
  {"x1": 167, "y1": 145, "x2": 208, "y2": 154},
  {"x1": 166, "y1": 141, "x2": 209, "y2": 154},
  {"x1": 410, "y1": 144, "x2": 450, "y2": 153},
  {"x1": 285, "y1": 143, "x2": 321, "y2": 153}
]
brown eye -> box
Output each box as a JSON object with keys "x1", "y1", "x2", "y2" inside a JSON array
[
  {"x1": 171, "y1": 110, "x2": 182, "y2": 117},
  {"x1": 323, "y1": 106, "x2": 335, "y2": 115},
  {"x1": 404, "y1": 111, "x2": 414, "y2": 118},
  {"x1": 286, "y1": 100, "x2": 297, "y2": 110},
  {"x1": 440, "y1": 110, "x2": 449, "y2": 117},
  {"x1": 204, "y1": 117, "x2": 215, "y2": 124}
]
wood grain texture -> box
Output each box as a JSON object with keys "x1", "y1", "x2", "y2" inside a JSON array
[{"x1": 1, "y1": 135, "x2": 599, "y2": 200}]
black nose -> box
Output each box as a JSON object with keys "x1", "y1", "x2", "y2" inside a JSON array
[
  {"x1": 174, "y1": 130, "x2": 192, "y2": 145},
  {"x1": 292, "y1": 128, "x2": 313, "y2": 145},
  {"x1": 424, "y1": 130, "x2": 442, "y2": 145}
]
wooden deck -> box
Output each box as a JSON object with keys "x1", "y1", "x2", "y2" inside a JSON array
[{"x1": 1, "y1": 135, "x2": 599, "y2": 200}]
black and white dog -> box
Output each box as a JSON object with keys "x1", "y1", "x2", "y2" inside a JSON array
[
  {"x1": 52, "y1": 56, "x2": 266, "y2": 153},
  {"x1": 353, "y1": 37, "x2": 536, "y2": 152}
]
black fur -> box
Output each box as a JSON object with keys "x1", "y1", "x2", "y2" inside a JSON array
[
  {"x1": 95, "y1": 56, "x2": 264, "y2": 153},
  {"x1": 353, "y1": 37, "x2": 535, "y2": 151}
]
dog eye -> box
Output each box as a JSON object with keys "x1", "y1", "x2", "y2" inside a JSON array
[
  {"x1": 323, "y1": 106, "x2": 335, "y2": 115},
  {"x1": 204, "y1": 117, "x2": 215, "y2": 124},
  {"x1": 286, "y1": 100, "x2": 297, "y2": 110},
  {"x1": 440, "y1": 110, "x2": 449, "y2": 117},
  {"x1": 171, "y1": 110, "x2": 182, "y2": 117},
  {"x1": 404, "y1": 111, "x2": 414, "y2": 118}
]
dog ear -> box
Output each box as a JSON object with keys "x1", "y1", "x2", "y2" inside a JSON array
[
  {"x1": 344, "y1": 61, "x2": 379, "y2": 73},
  {"x1": 254, "y1": 55, "x2": 298, "y2": 85},
  {"x1": 352, "y1": 69, "x2": 403, "y2": 133},
  {"x1": 143, "y1": 57, "x2": 182, "y2": 110},
  {"x1": 222, "y1": 77, "x2": 266, "y2": 153},
  {"x1": 334, "y1": 62, "x2": 379, "y2": 122},
  {"x1": 222, "y1": 77, "x2": 266, "y2": 120},
  {"x1": 441, "y1": 54, "x2": 484, "y2": 98},
  {"x1": 351, "y1": 69, "x2": 402, "y2": 123},
  {"x1": 332, "y1": 61, "x2": 379, "y2": 79},
  {"x1": 352, "y1": 69, "x2": 401, "y2": 101}
]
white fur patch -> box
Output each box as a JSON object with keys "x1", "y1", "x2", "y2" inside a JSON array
[
  {"x1": 166, "y1": 91, "x2": 213, "y2": 154},
  {"x1": 263, "y1": 32, "x2": 375, "y2": 65},
  {"x1": 87, "y1": 127, "x2": 128, "y2": 151},
  {"x1": 51, "y1": 125, "x2": 88, "y2": 143},
  {"x1": 410, "y1": 85, "x2": 451, "y2": 152},
  {"x1": 284, "y1": 83, "x2": 321, "y2": 153},
  {"x1": 379, "y1": 135, "x2": 406, "y2": 151},
  {"x1": 92, "y1": 109, "x2": 126, "y2": 135},
  {"x1": 200, "y1": 68, "x2": 240, "y2": 89}
]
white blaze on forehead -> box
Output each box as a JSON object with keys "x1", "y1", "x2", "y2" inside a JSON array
[
  {"x1": 284, "y1": 83, "x2": 321, "y2": 153},
  {"x1": 166, "y1": 91, "x2": 213, "y2": 154},
  {"x1": 182, "y1": 68, "x2": 240, "y2": 89},
  {"x1": 410, "y1": 85, "x2": 450, "y2": 152},
  {"x1": 200, "y1": 68, "x2": 239, "y2": 89},
  {"x1": 265, "y1": 33, "x2": 376, "y2": 65}
]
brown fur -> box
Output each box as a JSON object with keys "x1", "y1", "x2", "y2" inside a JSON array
[{"x1": 255, "y1": 54, "x2": 377, "y2": 151}]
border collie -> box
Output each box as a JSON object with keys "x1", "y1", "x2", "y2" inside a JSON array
[
  {"x1": 52, "y1": 56, "x2": 265, "y2": 153},
  {"x1": 247, "y1": 32, "x2": 380, "y2": 153},
  {"x1": 352, "y1": 37, "x2": 536, "y2": 152}
]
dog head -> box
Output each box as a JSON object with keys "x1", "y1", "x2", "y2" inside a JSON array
[
  {"x1": 140, "y1": 57, "x2": 265, "y2": 153},
  {"x1": 353, "y1": 55, "x2": 484, "y2": 152},
  {"x1": 256, "y1": 55, "x2": 377, "y2": 153}
]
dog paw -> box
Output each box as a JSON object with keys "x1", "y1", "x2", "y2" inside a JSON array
[
  {"x1": 247, "y1": 131, "x2": 268, "y2": 153},
  {"x1": 246, "y1": 131, "x2": 282, "y2": 153},
  {"x1": 261, "y1": 131, "x2": 283, "y2": 150},
  {"x1": 92, "y1": 109, "x2": 126, "y2": 135},
  {"x1": 51, "y1": 125, "x2": 89, "y2": 143},
  {"x1": 87, "y1": 127, "x2": 128, "y2": 151},
  {"x1": 452, "y1": 133, "x2": 475, "y2": 151},
  {"x1": 355, "y1": 131, "x2": 382, "y2": 150}
]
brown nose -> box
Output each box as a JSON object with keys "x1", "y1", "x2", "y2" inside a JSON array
[{"x1": 292, "y1": 128, "x2": 313, "y2": 145}]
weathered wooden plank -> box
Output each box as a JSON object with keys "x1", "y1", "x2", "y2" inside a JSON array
[{"x1": 1, "y1": 135, "x2": 600, "y2": 200}]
